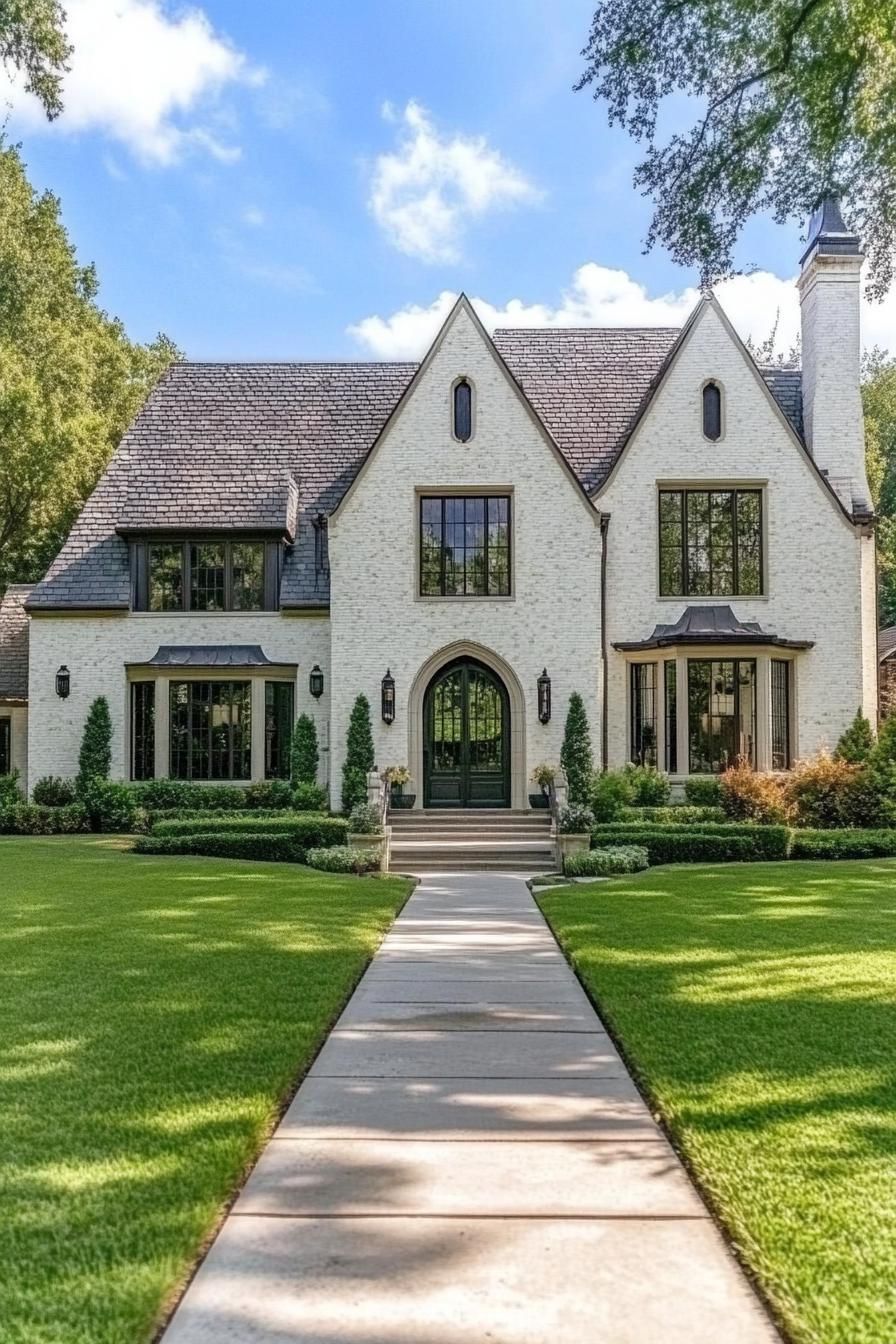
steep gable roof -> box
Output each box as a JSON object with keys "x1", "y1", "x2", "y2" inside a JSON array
[
  {"x1": 28, "y1": 318, "x2": 805, "y2": 610},
  {"x1": 0, "y1": 585, "x2": 34, "y2": 701}
]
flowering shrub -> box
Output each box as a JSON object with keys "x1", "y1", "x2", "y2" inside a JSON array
[
  {"x1": 784, "y1": 753, "x2": 873, "y2": 830},
  {"x1": 719, "y1": 761, "x2": 790, "y2": 824},
  {"x1": 558, "y1": 803, "x2": 596, "y2": 834}
]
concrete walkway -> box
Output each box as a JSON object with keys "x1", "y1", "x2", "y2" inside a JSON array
[{"x1": 163, "y1": 874, "x2": 779, "y2": 1344}]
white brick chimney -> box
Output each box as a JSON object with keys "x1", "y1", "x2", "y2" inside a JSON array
[{"x1": 797, "y1": 196, "x2": 871, "y2": 514}]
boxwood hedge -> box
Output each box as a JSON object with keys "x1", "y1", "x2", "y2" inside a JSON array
[
  {"x1": 151, "y1": 813, "x2": 347, "y2": 846},
  {"x1": 135, "y1": 832, "x2": 309, "y2": 863},
  {"x1": 590, "y1": 823, "x2": 790, "y2": 864},
  {"x1": 788, "y1": 828, "x2": 896, "y2": 860}
]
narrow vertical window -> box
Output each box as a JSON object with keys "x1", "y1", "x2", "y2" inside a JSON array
[
  {"x1": 702, "y1": 381, "x2": 722, "y2": 440},
  {"x1": 688, "y1": 659, "x2": 756, "y2": 773},
  {"x1": 664, "y1": 661, "x2": 677, "y2": 774},
  {"x1": 453, "y1": 379, "x2": 472, "y2": 442},
  {"x1": 771, "y1": 660, "x2": 791, "y2": 770},
  {"x1": 630, "y1": 663, "x2": 658, "y2": 766},
  {"x1": 169, "y1": 680, "x2": 251, "y2": 780},
  {"x1": 0, "y1": 717, "x2": 10, "y2": 776},
  {"x1": 265, "y1": 681, "x2": 294, "y2": 780},
  {"x1": 130, "y1": 682, "x2": 156, "y2": 780}
]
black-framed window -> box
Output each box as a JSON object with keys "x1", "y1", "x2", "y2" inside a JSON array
[
  {"x1": 265, "y1": 681, "x2": 294, "y2": 780},
  {"x1": 420, "y1": 496, "x2": 511, "y2": 597},
  {"x1": 169, "y1": 680, "x2": 251, "y2": 780},
  {"x1": 688, "y1": 659, "x2": 756, "y2": 773},
  {"x1": 0, "y1": 717, "x2": 10, "y2": 776},
  {"x1": 135, "y1": 539, "x2": 279, "y2": 612},
  {"x1": 659, "y1": 489, "x2": 762, "y2": 597},
  {"x1": 703, "y1": 382, "x2": 722, "y2": 440},
  {"x1": 453, "y1": 380, "x2": 473, "y2": 441},
  {"x1": 771, "y1": 660, "x2": 792, "y2": 770},
  {"x1": 630, "y1": 663, "x2": 657, "y2": 766},
  {"x1": 664, "y1": 661, "x2": 678, "y2": 773},
  {"x1": 130, "y1": 682, "x2": 156, "y2": 780}
]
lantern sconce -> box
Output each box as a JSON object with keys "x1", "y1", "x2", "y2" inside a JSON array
[
  {"x1": 381, "y1": 669, "x2": 396, "y2": 725},
  {"x1": 309, "y1": 664, "x2": 325, "y2": 699},
  {"x1": 55, "y1": 665, "x2": 71, "y2": 699},
  {"x1": 537, "y1": 668, "x2": 551, "y2": 724}
]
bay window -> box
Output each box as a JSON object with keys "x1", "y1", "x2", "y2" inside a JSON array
[
  {"x1": 265, "y1": 681, "x2": 294, "y2": 780},
  {"x1": 688, "y1": 659, "x2": 756, "y2": 773},
  {"x1": 629, "y1": 663, "x2": 658, "y2": 766},
  {"x1": 130, "y1": 682, "x2": 155, "y2": 780},
  {"x1": 169, "y1": 681, "x2": 252, "y2": 780},
  {"x1": 771, "y1": 660, "x2": 792, "y2": 769}
]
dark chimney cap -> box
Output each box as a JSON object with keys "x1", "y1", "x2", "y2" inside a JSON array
[{"x1": 800, "y1": 194, "x2": 862, "y2": 265}]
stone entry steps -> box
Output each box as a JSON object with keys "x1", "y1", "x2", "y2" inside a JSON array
[{"x1": 389, "y1": 808, "x2": 555, "y2": 873}]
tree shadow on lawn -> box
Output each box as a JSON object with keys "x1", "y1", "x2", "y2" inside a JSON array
[{"x1": 0, "y1": 838, "x2": 411, "y2": 1343}]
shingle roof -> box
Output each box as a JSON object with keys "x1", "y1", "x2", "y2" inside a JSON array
[
  {"x1": 879, "y1": 626, "x2": 896, "y2": 661},
  {"x1": 0, "y1": 585, "x2": 34, "y2": 700},
  {"x1": 27, "y1": 332, "x2": 805, "y2": 610}
]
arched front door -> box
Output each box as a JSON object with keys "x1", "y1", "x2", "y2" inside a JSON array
[{"x1": 423, "y1": 658, "x2": 510, "y2": 808}]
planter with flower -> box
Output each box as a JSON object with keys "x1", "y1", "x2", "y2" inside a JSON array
[
  {"x1": 556, "y1": 802, "x2": 595, "y2": 865},
  {"x1": 347, "y1": 802, "x2": 390, "y2": 872},
  {"x1": 382, "y1": 764, "x2": 415, "y2": 810},
  {"x1": 530, "y1": 763, "x2": 555, "y2": 810}
]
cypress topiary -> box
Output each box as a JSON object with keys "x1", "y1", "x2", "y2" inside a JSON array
[
  {"x1": 290, "y1": 713, "x2": 319, "y2": 785},
  {"x1": 76, "y1": 696, "x2": 112, "y2": 793},
  {"x1": 834, "y1": 708, "x2": 875, "y2": 763},
  {"x1": 342, "y1": 693, "x2": 375, "y2": 814},
  {"x1": 560, "y1": 691, "x2": 593, "y2": 806},
  {"x1": 866, "y1": 712, "x2": 896, "y2": 824}
]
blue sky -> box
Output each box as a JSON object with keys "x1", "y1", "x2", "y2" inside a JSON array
[{"x1": 4, "y1": 0, "x2": 893, "y2": 359}]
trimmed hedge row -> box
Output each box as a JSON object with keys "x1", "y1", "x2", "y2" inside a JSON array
[
  {"x1": 306, "y1": 844, "x2": 382, "y2": 874},
  {"x1": 618, "y1": 805, "x2": 726, "y2": 825},
  {"x1": 591, "y1": 823, "x2": 790, "y2": 864},
  {"x1": 788, "y1": 828, "x2": 896, "y2": 860},
  {"x1": 130, "y1": 779, "x2": 296, "y2": 812},
  {"x1": 564, "y1": 845, "x2": 649, "y2": 877},
  {"x1": 151, "y1": 813, "x2": 348, "y2": 846},
  {"x1": 0, "y1": 803, "x2": 90, "y2": 835},
  {"x1": 136, "y1": 832, "x2": 309, "y2": 863}
]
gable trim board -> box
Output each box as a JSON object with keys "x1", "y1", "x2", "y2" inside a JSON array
[{"x1": 329, "y1": 294, "x2": 599, "y2": 525}]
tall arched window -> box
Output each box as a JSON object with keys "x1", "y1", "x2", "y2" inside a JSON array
[
  {"x1": 702, "y1": 381, "x2": 722, "y2": 441},
  {"x1": 453, "y1": 379, "x2": 473, "y2": 442}
]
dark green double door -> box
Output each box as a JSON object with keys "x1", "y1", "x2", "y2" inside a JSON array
[{"x1": 423, "y1": 658, "x2": 510, "y2": 808}]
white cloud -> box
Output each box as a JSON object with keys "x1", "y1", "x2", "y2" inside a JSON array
[
  {"x1": 369, "y1": 100, "x2": 540, "y2": 263},
  {"x1": 348, "y1": 261, "x2": 896, "y2": 359},
  {"x1": 241, "y1": 206, "x2": 265, "y2": 227},
  {"x1": 0, "y1": 0, "x2": 265, "y2": 164}
]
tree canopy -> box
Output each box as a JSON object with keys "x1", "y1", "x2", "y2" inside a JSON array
[
  {"x1": 579, "y1": 0, "x2": 896, "y2": 295},
  {"x1": 0, "y1": 140, "x2": 180, "y2": 592},
  {"x1": 862, "y1": 350, "x2": 896, "y2": 625},
  {"x1": 1, "y1": 0, "x2": 72, "y2": 119}
]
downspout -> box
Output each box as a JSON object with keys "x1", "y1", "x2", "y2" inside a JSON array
[{"x1": 600, "y1": 511, "x2": 610, "y2": 772}]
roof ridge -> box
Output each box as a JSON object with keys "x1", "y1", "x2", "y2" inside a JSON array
[
  {"x1": 493, "y1": 325, "x2": 682, "y2": 335},
  {"x1": 170, "y1": 359, "x2": 419, "y2": 369}
]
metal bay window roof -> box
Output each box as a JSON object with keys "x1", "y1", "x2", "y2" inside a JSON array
[
  {"x1": 613, "y1": 605, "x2": 814, "y2": 652},
  {"x1": 128, "y1": 645, "x2": 295, "y2": 668}
]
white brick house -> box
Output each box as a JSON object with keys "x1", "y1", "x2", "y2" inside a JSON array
[{"x1": 0, "y1": 200, "x2": 878, "y2": 804}]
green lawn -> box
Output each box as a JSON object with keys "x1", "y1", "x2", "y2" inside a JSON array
[
  {"x1": 538, "y1": 861, "x2": 896, "y2": 1344},
  {"x1": 0, "y1": 835, "x2": 411, "y2": 1344}
]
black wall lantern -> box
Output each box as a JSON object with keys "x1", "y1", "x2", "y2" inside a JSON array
[
  {"x1": 55, "y1": 665, "x2": 71, "y2": 699},
  {"x1": 309, "y1": 664, "x2": 324, "y2": 699},
  {"x1": 381, "y1": 669, "x2": 396, "y2": 724},
  {"x1": 537, "y1": 668, "x2": 551, "y2": 724}
]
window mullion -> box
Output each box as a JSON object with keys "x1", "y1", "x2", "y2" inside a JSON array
[
  {"x1": 681, "y1": 492, "x2": 688, "y2": 597},
  {"x1": 440, "y1": 498, "x2": 446, "y2": 597},
  {"x1": 225, "y1": 542, "x2": 232, "y2": 611},
  {"x1": 483, "y1": 498, "x2": 489, "y2": 597},
  {"x1": 732, "y1": 492, "x2": 739, "y2": 595}
]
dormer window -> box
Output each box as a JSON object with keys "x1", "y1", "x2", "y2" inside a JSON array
[
  {"x1": 453, "y1": 379, "x2": 473, "y2": 442},
  {"x1": 131, "y1": 537, "x2": 280, "y2": 612},
  {"x1": 702, "y1": 381, "x2": 722, "y2": 441}
]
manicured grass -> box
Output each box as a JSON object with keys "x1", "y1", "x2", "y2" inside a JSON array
[
  {"x1": 538, "y1": 861, "x2": 896, "y2": 1344},
  {"x1": 0, "y1": 836, "x2": 411, "y2": 1344}
]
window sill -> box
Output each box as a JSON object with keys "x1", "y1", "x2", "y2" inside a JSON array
[
  {"x1": 129, "y1": 609, "x2": 281, "y2": 617},
  {"x1": 655, "y1": 594, "x2": 768, "y2": 603},
  {"x1": 415, "y1": 594, "x2": 515, "y2": 604}
]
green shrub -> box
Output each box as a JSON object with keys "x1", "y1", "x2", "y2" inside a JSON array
[
  {"x1": 719, "y1": 761, "x2": 790, "y2": 824},
  {"x1": 76, "y1": 697, "x2": 112, "y2": 792},
  {"x1": 589, "y1": 770, "x2": 633, "y2": 821},
  {"x1": 0, "y1": 769, "x2": 23, "y2": 808},
  {"x1": 151, "y1": 813, "x2": 348, "y2": 847},
  {"x1": 348, "y1": 802, "x2": 383, "y2": 835},
  {"x1": 590, "y1": 823, "x2": 790, "y2": 864},
  {"x1": 31, "y1": 776, "x2": 77, "y2": 807},
  {"x1": 130, "y1": 780, "x2": 247, "y2": 811},
  {"x1": 564, "y1": 845, "x2": 649, "y2": 877},
  {"x1": 619, "y1": 805, "x2": 724, "y2": 825},
  {"x1": 788, "y1": 828, "x2": 896, "y2": 860},
  {"x1": 835, "y1": 709, "x2": 876, "y2": 764},
  {"x1": 558, "y1": 803, "x2": 595, "y2": 834},
  {"x1": 290, "y1": 713, "x2": 319, "y2": 785},
  {"x1": 81, "y1": 779, "x2": 138, "y2": 832},
  {"x1": 136, "y1": 832, "x2": 306, "y2": 863},
  {"x1": 560, "y1": 692, "x2": 593, "y2": 805},
  {"x1": 785, "y1": 753, "x2": 876, "y2": 829},
  {"x1": 292, "y1": 782, "x2": 328, "y2": 811},
  {"x1": 0, "y1": 802, "x2": 89, "y2": 834},
  {"x1": 305, "y1": 844, "x2": 382, "y2": 874},
  {"x1": 865, "y1": 714, "x2": 896, "y2": 825},
  {"x1": 683, "y1": 777, "x2": 722, "y2": 806},
  {"x1": 243, "y1": 780, "x2": 294, "y2": 810},
  {"x1": 342, "y1": 694, "x2": 375, "y2": 814},
  {"x1": 623, "y1": 764, "x2": 670, "y2": 806}
]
